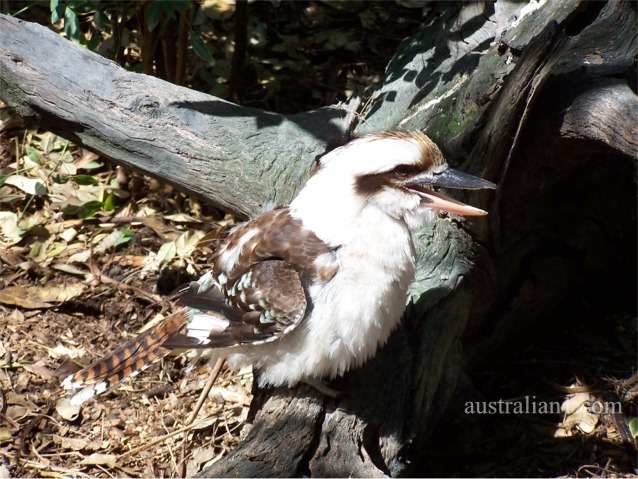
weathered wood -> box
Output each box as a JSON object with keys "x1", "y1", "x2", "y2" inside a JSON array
[
  {"x1": 559, "y1": 79, "x2": 638, "y2": 158},
  {"x1": 0, "y1": 14, "x2": 352, "y2": 218},
  {"x1": 202, "y1": 386, "x2": 325, "y2": 477},
  {"x1": 0, "y1": 1, "x2": 635, "y2": 476}
]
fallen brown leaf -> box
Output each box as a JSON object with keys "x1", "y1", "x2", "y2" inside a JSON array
[
  {"x1": 79, "y1": 453, "x2": 117, "y2": 467},
  {"x1": 0, "y1": 283, "x2": 85, "y2": 309},
  {"x1": 23, "y1": 360, "x2": 56, "y2": 381},
  {"x1": 54, "y1": 435, "x2": 88, "y2": 451},
  {"x1": 0, "y1": 427, "x2": 11, "y2": 445},
  {"x1": 141, "y1": 215, "x2": 179, "y2": 241},
  {"x1": 55, "y1": 397, "x2": 81, "y2": 422}
]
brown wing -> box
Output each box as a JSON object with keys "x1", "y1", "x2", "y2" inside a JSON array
[
  {"x1": 168, "y1": 208, "x2": 337, "y2": 348},
  {"x1": 169, "y1": 259, "x2": 307, "y2": 349},
  {"x1": 214, "y1": 207, "x2": 338, "y2": 282}
]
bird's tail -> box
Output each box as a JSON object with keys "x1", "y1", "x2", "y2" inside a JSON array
[{"x1": 61, "y1": 309, "x2": 189, "y2": 406}]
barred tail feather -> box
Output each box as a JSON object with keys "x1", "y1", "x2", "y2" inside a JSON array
[{"x1": 61, "y1": 310, "x2": 189, "y2": 406}]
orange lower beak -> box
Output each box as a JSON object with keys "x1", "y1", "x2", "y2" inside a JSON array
[{"x1": 416, "y1": 189, "x2": 488, "y2": 217}]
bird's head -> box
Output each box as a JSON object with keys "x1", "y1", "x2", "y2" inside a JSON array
[{"x1": 291, "y1": 131, "x2": 496, "y2": 243}]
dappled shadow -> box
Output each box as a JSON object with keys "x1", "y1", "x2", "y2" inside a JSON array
[
  {"x1": 409, "y1": 36, "x2": 492, "y2": 109},
  {"x1": 362, "y1": 2, "x2": 500, "y2": 130},
  {"x1": 134, "y1": 4, "x2": 505, "y2": 155},
  {"x1": 384, "y1": 3, "x2": 493, "y2": 85},
  {"x1": 170, "y1": 99, "x2": 350, "y2": 147}
]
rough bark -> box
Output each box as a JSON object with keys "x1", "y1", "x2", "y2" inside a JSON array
[
  {"x1": 0, "y1": 1, "x2": 635, "y2": 476},
  {"x1": 0, "y1": 14, "x2": 353, "y2": 218}
]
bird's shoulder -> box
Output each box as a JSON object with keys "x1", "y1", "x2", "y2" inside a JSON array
[{"x1": 213, "y1": 207, "x2": 338, "y2": 283}]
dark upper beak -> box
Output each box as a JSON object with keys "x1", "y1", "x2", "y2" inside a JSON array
[
  {"x1": 405, "y1": 167, "x2": 497, "y2": 190},
  {"x1": 403, "y1": 167, "x2": 496, "y2": 217}
]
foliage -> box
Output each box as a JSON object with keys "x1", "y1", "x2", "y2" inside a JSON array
[{"x1": 7, "y1": 0, "x2": 429, "y2": 112}]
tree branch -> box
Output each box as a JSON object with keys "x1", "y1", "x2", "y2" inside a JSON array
[
  {"x1": 0, "y1": 14, "x2": 351, "y2": 218},
  {"x1": 560, "y1": 79, "x2": 638, "y2": 158}
]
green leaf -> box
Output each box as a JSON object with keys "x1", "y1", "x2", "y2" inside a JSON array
[
  {"x1": 26, "y1": 146, "x2": 41, "y2": 163},
  {"x1": 78, "y1": 161, "x2": 103, "y2": 171},
  {"x1": 102, "y1": 192, "x2": 115, "y2": 212},
  {"x1": 629, "y1": 417, "x2": 638, "y2": 439},
  {"x1": 0, "y1": 175, "x2": 6, "y2": 187},
  {"x1": 47, "y1": 242, "x2": 67, "y2": 258},
  {"x1": 191, "y1": 31, "x2": 214, "y2": 64},
  {"x1": 72, "y1": 174, "x2": 98, "y2": 186},
  {"x1": 53, "y1": 175, "x2": 70, "y2": 184},
  {"x1": 50, "y1": 0, "x2": 63, "y2": 23},
  {"x1": 28, "y1": 241, "x2": 43, "y2": 258},
  {"x1": 146, "y1": 1, "x2": 162, "y2": 32},
  {"x1": 62, "y1": 200, "x2": 102, "y2": 218},
  {"x1": 79, "y1": 201, "x2": 103, "y2": 218},
  {"x1": 64, "y1": 6, "x2": 81, "y2": 42},
  {"x1": 113, "y1": 227, "x2": 133, "y2": 248},
  {"x1": 95, "y1": 228, "x2": 133, "y2": 253}
]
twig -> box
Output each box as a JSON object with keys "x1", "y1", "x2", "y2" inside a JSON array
[
  {"x1": 22, "y1": 459, "x2": 91, "y2": 478},
  {"x1": 88, "y1": 260, "x2": 166, "y2": 306},
  {"x1": 160, "y1": 420, "x2": 179, "y2": 477},
  {"x1": 186, "y1": 359, "x2": 224, "y2": 425},
  {"x1": 94, "y1": 464, "x2": 115, "y2": 479},
  {"x1": 178, "y1": 358, "x2": 224, "y2": 476},
  {"x1": 117, "y1": 415, "x2": 217, "y2": 463}
]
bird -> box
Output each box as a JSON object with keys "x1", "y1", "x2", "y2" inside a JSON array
[{"x1": 61, "y1": 131, "x2": 496, "y2": 405}]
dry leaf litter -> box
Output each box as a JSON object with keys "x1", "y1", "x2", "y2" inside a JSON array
[{"x1": 0, "y1": 122, "x2": 252, "y2": 477}]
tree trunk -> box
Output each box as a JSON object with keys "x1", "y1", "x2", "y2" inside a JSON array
[{"x1": 0, "y1": 1, "x2": 635, "y2": 476}]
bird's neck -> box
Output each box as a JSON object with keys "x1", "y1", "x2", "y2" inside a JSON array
[
  {"x1": 289, "y1": 175, "x2": 362, "y2": 247},
  {"x1": 289, "y1": 176, "x2": 416, "y2": 263}
]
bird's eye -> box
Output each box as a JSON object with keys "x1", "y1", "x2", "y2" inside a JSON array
[{"x1": 393, "y1": 165, "x2": 416, "y2": 178}]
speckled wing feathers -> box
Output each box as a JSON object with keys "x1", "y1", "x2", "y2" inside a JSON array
[
  {"x1": 176, "y1": 259, "x2": 308, "y2": 348},
  {"x1": 176, "y1": 207, "x2": 337, "y2": 347}
]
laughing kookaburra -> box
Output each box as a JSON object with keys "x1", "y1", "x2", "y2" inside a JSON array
[{"x1": 62, "y1": 131, "x2": 496, "y2": 405}]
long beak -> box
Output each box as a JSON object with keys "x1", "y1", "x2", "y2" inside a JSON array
[{"x1": 404, "y1": 167, "x2": 496, "y2": 217}]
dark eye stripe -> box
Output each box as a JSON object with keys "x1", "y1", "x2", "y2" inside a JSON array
[
  {"x1": 355, "y1": 164, "x2": 426, "y2": 196},
  {"x1": 391, "y1": 164, "x2": 422, "y2": 177}
]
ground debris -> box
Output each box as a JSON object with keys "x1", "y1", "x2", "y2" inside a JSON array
[{"x1": 0, "y1": 125, "x2": 248, "y2": 477}]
